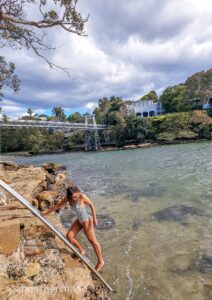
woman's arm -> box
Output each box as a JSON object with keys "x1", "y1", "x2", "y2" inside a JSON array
[
  {"x1": 41, "y1": 196, "x2": 67, "y2": 216},
  {"x1": 81, "y1": 193, "x2": 98, "y2": 226}
]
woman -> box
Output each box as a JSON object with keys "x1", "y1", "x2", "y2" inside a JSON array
[{"x1": 41, "y1": 185, "x2": 104, "y2": 272}]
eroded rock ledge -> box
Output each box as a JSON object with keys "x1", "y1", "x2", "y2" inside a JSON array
[{"x1": 0, "y1": 162, "x2": 111, "y2": 300}]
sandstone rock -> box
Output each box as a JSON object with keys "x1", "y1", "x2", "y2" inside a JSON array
[
  {"x1": 63, "y1": 267, "x2": 94, "y2": 299},
  {"x1": 32, "y1": 180, "x2": 48, "y2": 197},
  {"x1": 24, "y1": 238, "x2": 45, "y2": 257},
  {"x1": 0, "y1": 219, "x2": 20, "y2": 255},
  {"x1": 36, "y1": 190, "x2": 57, "y2": 202},
  {"x1": 26, "y1": 262, "x2": 40, "y2": 278},
  {"x1": 137, "y1": 143, "x2": 153, "y2": 148},
  {"x1": 31, "y1": 198, "x2": 39, "y2": 209},
  {"x1": 0, "y1": 176, "x2": 10, "y2": 183},
  {"x1": 32, "y1": 270, "x2": 49, "y2": 285},
  {"x1": 22, "y1": 224, "x2": 48, "y2": 240},
  {"x1": 0, "y1": 162, "x2": 109, "y2": 300},
  {"x1": 46, "y1": 173, "x2": 56, "y2": 185},
  {"x1": 7, "y1": 262, "x2": 26, "y2": 279},
  {"x1": 0, "y1": 162, "x2": 19, "y2": 171},
  {"x1": 0, "y1": 191, "x2": 8, "y2": 206},
  {"x1": 38, "y1": 249, "x2": 64, "y2": 270},
  {"x1": 42, "y1": 163, "x2": 66, "y2": 174},
  {"x1": 122, "y1": 145, "x2": 137, "y2": 149},
  {"x1": 24, "y1": 248, "x2": 45, "y2": 257},
  {"x1": 39, "y1": 231, "x2": 55, "y2": 241},
  {"x1": 55, "y1": 173, "x2": 66, "y2": 182}
]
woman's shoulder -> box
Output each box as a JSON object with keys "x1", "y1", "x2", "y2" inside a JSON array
[
  {"x1": 79, "y1": 193, "x2": 87, "y2": 203},
  {"x1": 79, "y1": 192, "x2": 85, "y2": 199}
]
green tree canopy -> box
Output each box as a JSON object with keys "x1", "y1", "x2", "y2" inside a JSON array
[
  {"x1": 0, "y1": 56, "x2": 20, "y2": 99},
  {"x1": 67, "y1": 112, "x2": 84, "y2": 123},
  {"x1": 52, "y1": 106, "x2": 66, "y2": 121},
  {"x1": 159, "y1": 84, "x2": 191, "y2": 113},
  {"x1": 0, "y1": 0, "x2": 87, "y2": 98},
  {"x1": 141, "y1": 90, "x2": 158, "y2": 102}
]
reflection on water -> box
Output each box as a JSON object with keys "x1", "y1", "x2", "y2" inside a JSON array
[{"x1": 12, "y1": 142, "x2": 212, "y2": 299}]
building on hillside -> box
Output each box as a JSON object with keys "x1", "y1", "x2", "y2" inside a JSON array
[{"x1": 126, "y1": 99, "x2": 165, "y2": 117}]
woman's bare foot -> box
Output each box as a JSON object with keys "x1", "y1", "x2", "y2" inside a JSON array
[
  {"x1": 95, "y1": 260, "x2": 104, "y2": 272},
  {"x1": 80, "y1": 249, "x2": 86, "y2": 256}
]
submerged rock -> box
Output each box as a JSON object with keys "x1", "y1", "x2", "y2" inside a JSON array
[
  {"x1": 199, "y1": 255, "x2": 212, "y2": 274},
  {"x1": 132, "y1": 218, "x2": 143, "y2": 231},
  {"x1": 153, "y1": 205, "x2": 202, "y2": 224},
  {"x1": 96, "y1": 215, "x2": 115, "y2": 230}
]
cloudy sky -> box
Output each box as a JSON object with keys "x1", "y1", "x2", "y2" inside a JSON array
[{"x1": 2, "y1": 0, "x2": 212, "y2": 117}]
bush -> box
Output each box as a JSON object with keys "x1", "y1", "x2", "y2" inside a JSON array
[
  {"x1": 156, "y1": 132, "x2": 175, "y2": 141},
  {"x1": 207, "y1": 109, "x2": 212, "y2": 117},
  {"x1": 176, "y1": 130, "x2": 198, "y2": 139}
]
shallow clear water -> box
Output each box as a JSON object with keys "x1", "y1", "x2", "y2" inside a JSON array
[{"x1": 10, "y1": 141, "x2": 212, "y2": 299}]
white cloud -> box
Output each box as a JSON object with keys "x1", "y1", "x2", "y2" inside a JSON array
[{"x1": 1, "y1": 0, "x2": 212, "y2": 115}]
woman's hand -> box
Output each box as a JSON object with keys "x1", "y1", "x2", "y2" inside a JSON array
[
  {"x1": 40, "y1": 211, "x2": 48, "y2": 217},
  {"x1": 93, "y1": 217, "x2": 98, "y2": 226}
]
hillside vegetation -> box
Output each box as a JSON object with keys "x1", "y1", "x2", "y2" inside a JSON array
[{"x1": 1, "y1": 69, "x2": 212, "y2": 152}]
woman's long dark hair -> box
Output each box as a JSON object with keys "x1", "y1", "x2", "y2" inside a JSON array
[{"x1": 66, "y1": 185, "x2": 81, "y2": 204}]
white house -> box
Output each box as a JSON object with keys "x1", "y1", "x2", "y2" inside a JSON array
[{"x1": 126, "y1": 99, "x2": 164, "y2": 117}]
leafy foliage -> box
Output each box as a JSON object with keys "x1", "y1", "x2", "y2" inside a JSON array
[
  {"x1": 0, "y1": 128, "x2": 64, "y2": 152},
  {"x1": 159, "y1": 68, "x2": 212, "y2": 113},
  {"x1": 0, "y1": 0, "x2": 87, "y2": 98},
  {"x1": 140, "y1": 90, "x2": 158, "y2": 102},
  {"x1": 159, "y1": 84, "x2": 190, "y2": 113},
  {"x1": 0, "y1": 56, "x2": 20, "y2": 99},
  {"x1": 52, "y1": 106, "x2": 66, "y2": 121}
]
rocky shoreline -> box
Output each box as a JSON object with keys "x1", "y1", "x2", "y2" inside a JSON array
[
  {"x1": 0, "y1": 162, "x2": 111, "y2": 300},
  {"x1": 0, "y1": 138, "x2": 210, "y2": 158}
]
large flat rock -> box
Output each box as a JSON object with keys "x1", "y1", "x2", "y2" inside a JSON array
[{"x1": 0, "y1": 219, "x2": 20, "y2": 255}]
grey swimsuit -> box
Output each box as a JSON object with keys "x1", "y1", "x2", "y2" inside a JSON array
[{"x1": 70, "y1": 200, "x2": 91, "y2": 225}]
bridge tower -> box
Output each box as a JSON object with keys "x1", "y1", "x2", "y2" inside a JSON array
[{"x1": 85, "y1": 114, "x2": 102, "y2": 151}]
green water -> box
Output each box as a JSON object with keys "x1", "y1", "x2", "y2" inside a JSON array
[{"x1": 11, "y1": 141, "x2": 212, "y2": 299}]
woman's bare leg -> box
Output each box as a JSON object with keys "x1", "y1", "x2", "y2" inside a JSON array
[
  {"x1": 66, "y1": 218, "x2": 85, "y2": 255},
  {"x1": 82, "y1": 217, "x2": 104, "y2": 271}
]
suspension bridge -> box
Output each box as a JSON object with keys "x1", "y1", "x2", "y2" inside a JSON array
[{"x1": 0, "y1": 115, "x2": 110, "y2": 151}]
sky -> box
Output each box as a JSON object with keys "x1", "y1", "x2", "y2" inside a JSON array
[{"x1": 1, "y1": 0, "x2": 212, "y2": 117}]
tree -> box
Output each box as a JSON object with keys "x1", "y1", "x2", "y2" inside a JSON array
[
  {"x1": 159, "y1": 84, "x2": 191, "y2": 113},
  {"x1": 27, "y1": 108, "x2": 33, "y2": 118},
  {"x1": 0, "y1": 56, "x2": 20, "y2": 99},
  {"x1": 185, "y1": 69, "x2": 212, "y2": 104},
  {"x1": 38, "y1": 114, "x2": 48, "y2": 120},
  {"x1": 141, "y1": 90, "x2": 158, "y2": 102},
  {"x1": 52, "y1": 106, "x2": 66, "y2": 121},
  {"x1": 0, "y1": 0, "x2": 88, "y2": 97},
  {"x1": 2, "y1": 113, "x2": 8, "y2": 123},
  {"x1": 109, "y1": 96, "x2": 123, "y2": 111},
  {"x1": 67, "y1": 112, "x2": 84, "y2": 123}
]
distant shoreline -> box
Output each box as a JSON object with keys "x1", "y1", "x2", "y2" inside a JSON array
[{"x1": 0, "y1": 138, "x2": 210, "y2": 158}]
